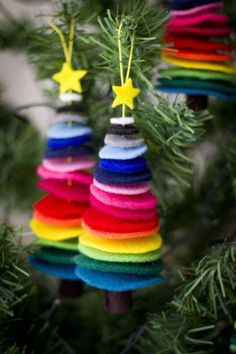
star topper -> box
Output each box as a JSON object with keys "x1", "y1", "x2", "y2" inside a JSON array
[
  {"x1": 50, "y1": 18, "x2": 87, "y2": 95},
  {"x1": 112, "y1": 78, "x2": 140, "y2": 110},
  {"x1": 53, "y1": 63, "x2": 87, "y2": 94}
]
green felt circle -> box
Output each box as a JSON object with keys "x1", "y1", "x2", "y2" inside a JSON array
[
  {"x1": 75, "y1": 254, "x2": 164, "y2": 275},
  {"x1": 159, "y1": 78, "x2": 236, "y2": 95},
  {"x1": 34, "y1": 247, "x2": 78, "y2": 265},
  {"x1": 160, "y1": 68, "x2": 234, "y2": 82},
  {"x1": 36, "y1": 238, "x2": 78, "y2": 251},
  {"x1": 78, "y1": 244, "x2": 161, "y2": 263}
]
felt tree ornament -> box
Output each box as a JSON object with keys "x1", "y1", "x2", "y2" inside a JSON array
[
  {"x1": 75, "y1": 21, "x2": 164, "y2": 313},
  {"x1": 158, "y1": 0, "x2": 236, "y2": 111},
  {"x1": 29, "y1": 17, "x2": 95, "y2": 298}
]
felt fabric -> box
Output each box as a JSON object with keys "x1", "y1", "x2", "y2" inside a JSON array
[
  {"x1": 169, "y1": 13, "x2": 229, "y2": 27},
  {"x1": 90, "y1": 194, "x2": 157, "y2": 220},
  {"x1": 159, "y1": 78, "x2": 236, "y2": 96},
  {"x1": 75, "y1": 254, "x2": 164, "y2": 275},
  {"x1": 108, "y1": 124, "x2": 140, "y2": 136},
  {"x1": 161, "y1": 54, "x2": 236, "y2": 74},
  {"x1": 43, "y1": 156, "x2": 95, "y2": 173},
  {"x1": 159, "y1": 68, "x2": 234, "y2": 82},
  {"x1": 75, "y1": 267, "x2": 163, "y2": 291},
  {"x1": 80, "y1": 232, "x2": 163, "y2": 254},
  {"x1": 37, "y1": 165, "x2": 93, "y2": 185},
  {"x1": 47, "y1": 122, "x2": 92, "y2": 139},
  {"x1": 94, "y1": 167, "x2": 152, "y2": 186},
  {"x1": 82, "y1": 222, "x2": 160, "y2": 239},
  {"x1": 93, "y1": 179, "x2": 150, "y2": 195},
  {"x1": 164, "y1": 36, "x2": 233, "y2": 52},
  {"x1": 82, "y1": 207, "x2": 159, "y2": 234},
  {"x1": 57, "y1": 105, "x2": 84, "y2": 114},
  {"x1": 162, "y1": 49, "x2": 232, "y2": 62},
  {"x1": 104, "y1": 134, "x2": 144, "y2": 148},
  {"x1": 45, "y1": 145, "x2": 92, "y2": 159},
  {"x1": 90, "y1": 184, "x2": 157, "y2": 210},
  {"x1": 170, "y1": 0, "x2": 223, "y2": 11},
  {"x1": 34, "y1": 247, "x2": 78, "y2": 264},
  {"x1": 29, "y1": 256, "x2": 78, "y2": 280},
  {"x1": 171, "y1": 2, "x2": 224, "y2": 17},
  {"x1": 158, "y1": 86, "x2": 236, "y2": 100},
  {"x1": 167, "y1": 26, "x2": 231, "y2": 37},
  {"x1": 99, "y1": 145, "x2": 147, "y2": 160},
  {"x1": 112, "y1": 78, "x2": 140, "y2": 109},
  {"x1": 55, "y1": 113, "x2": 88, "y2": 125},
  {"x1": 34, "y1": 210, "x2": 82, "y2": 227},
  {"x1": 36, "y1": 238, "x2": 79, "y2": 251},
  {"x1": 48, "y1": 135, "x2": 91, "y2": 149},
  {"x1": 30, "y1": 217, "x2": 83, "y2": 241},
  {"x1": 59, "y1": 92, "x2": 82, "y2": 103},
  {"x1": 38, "y1": 179, "x2": 90, "y2": 202},
  {"x1": 110, "y1": 117, "x2": 134, "y2": 125},
  {"x1": 78, "y1": 244, "x2": 161, "y2": 263},
  {"x1": 99, "y1": 157, "x2": 148, "y2": 173},
  {"x1": 34, "y1": 195, "x2": 88, "y2": 220}
]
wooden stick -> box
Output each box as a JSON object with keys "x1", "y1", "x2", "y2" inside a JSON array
[
  {"x1": 59, "y1": 280, "x2": 83, "y2": 298},
  {"x1": 104, "y1": 290, "x2": 133, "y2": 313}
]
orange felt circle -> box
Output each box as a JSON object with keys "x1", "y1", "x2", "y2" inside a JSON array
[
  {"x1": 34, "y1": 210, "x2": 82, "y2": 227},
  {"x1": 82, "y1": 221, "x2": 160, "y2": 240},
  {"x1": 162, "y1": 48, "x2": 232, "y2": 62}
]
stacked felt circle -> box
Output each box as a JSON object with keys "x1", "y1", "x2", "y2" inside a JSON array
[
  {"x1": 30, "y1": 106, "x2": 94, "y2": 280},
  {"x1": 75, "y1": 117, "x2": 164, "y2": 292},
  {"x1": 158, "y1": 0, "x2": 236, "y2": 100}
]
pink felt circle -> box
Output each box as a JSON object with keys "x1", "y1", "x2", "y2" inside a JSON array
[
  {"x1": 168, "y1": 13, "x2": 228, "y2": 27},
  {"x1": 90, "y1": 194, "x2": 157, "y2": 220},
  {"x1": 93, "y1": 178, "x2": 150, "y2": 195},
  {"x1": 90, "y1": 184, "x2": 157, "y2": 210},
  {"x1": 170, "y1": 2, "x2": 224, "y2": 18},
  {"x1": 37, "y1": 165, "x2": 93, "y2": 185},
  {"x1": 43, "y1": 157, "x2": 95, "y2": 173},
  {"x1": 38, "y1": 178, "x2": 90, "y2": 202}
]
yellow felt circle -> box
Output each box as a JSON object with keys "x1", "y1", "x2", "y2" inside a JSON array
[
  {"x1": 79, "y1": 231, "x2": 163, "y2": 254},
  {"x1": 161, "y1": 54, "x2": 236, "y2": 74},
  {"x1": 30, "y1": 218, "x2": 83, "y2": 241}
]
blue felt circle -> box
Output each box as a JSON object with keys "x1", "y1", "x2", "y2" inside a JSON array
[
  {"x1": 99, "y1": 145, "x2": 147, "y2": 160},
  {"x1": 45, "y1": 145, "x2": 93, "y2": 159},
  {"x1": 94, "y1": 167, "x2": 152, "y2": 185},
  {"x1": 99, "y1": 157, "x2": 147, "y2": 173},
  {"x1": 170, "y1": 0, "x2": 217, "y2": 10},
  {"x1": 76, "y1": 266, "x2": 164, "y2": 291},
  {"x1": 29, "y1": 256, "x2": 79, "y2": 280},
  {"x1": 158, "y1": 86, "x2": 236, "y2": 100},
  {"x1": 47, "y1": 135, "x2": 92, "y2": 150},
  {"x1": 47, "y1": 122, "x2": 92, "y2": 139}
]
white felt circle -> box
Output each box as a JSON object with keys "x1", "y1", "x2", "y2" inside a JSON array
[
  {"x1": 59, "y1": 93, "x2": 82, "y2": 102},
  {"x1": 55, "y1": 113, "x2": 88, "y2": 124},
  {"x1": 110, "y1": 117, "x2": 134, "y2": 125}
]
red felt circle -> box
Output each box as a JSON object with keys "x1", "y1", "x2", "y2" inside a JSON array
[
  {"x1": 165, "y1": 35, "x2": 233, "y2": 52},
  {"x1": 82, "y1": 207, "x2": 160, "y2": 233},
  {"x1": 34, "y1": 194, "x2": 89, "y2": 220}
]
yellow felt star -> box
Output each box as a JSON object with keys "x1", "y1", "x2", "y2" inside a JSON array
[
  {"x1": 52, "y1": 62, "x2": 87, "y2": 94},
  {"x1": 112, "y1": 78, "x2": 140, "y2": 110}
]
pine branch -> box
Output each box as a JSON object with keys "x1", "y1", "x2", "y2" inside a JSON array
[
  {"x1": 135, "y1": 95, "x2": 212, "y2": 206},
  {"x1": 137, "y1": 243, "x2": 236, "y2": 354}
]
